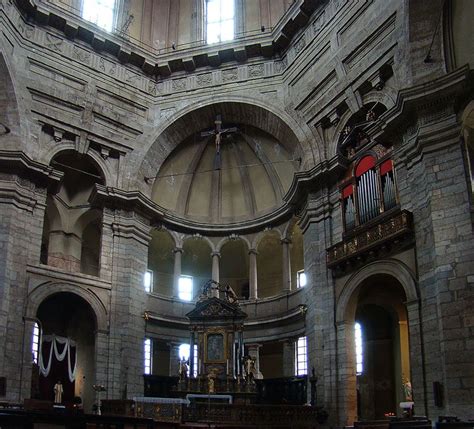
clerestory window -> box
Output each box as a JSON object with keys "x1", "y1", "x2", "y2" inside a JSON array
[
  {"x1": 82, "y1": 0, "x2": 116, "y2": 32},
  {"x1": 179, "y1": 275, "x2": 193, "y2": 301},
  {"x1": 206, "y1": 0, "x2": 235, "y2": 44},
  {"x1": 294, "y1": 336, "x2": 308, "y2": 376},
  {"x1": 144, "y1": 338, "x2": 152, "y2": 375}
]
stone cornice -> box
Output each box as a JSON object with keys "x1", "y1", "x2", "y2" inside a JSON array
[
  {"x1": 284, "y1": 155, "x2": 348, "y2": 208},
  {"x1": 0, "y1": 150, "x2": 63, "y2": 192},
  {"x1": 13, "y1": 0, "x2": 323, "y2": 79},
  {"x1": 375, "y1": 66, "x2": 474, "y2": 142},
  {"x1": 89, "y1": 184, "x2": 164, "y2": 225}
]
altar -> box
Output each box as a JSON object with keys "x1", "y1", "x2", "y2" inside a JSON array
[{"x1": 172, "y1": 280, "x2": 257, "y2": 404}]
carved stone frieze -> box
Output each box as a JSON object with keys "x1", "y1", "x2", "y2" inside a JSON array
[
  {"x1": 222, "y1": 68, "x2": 238, "y2": 82},
  {"x1": 248, "y1": 64, "x2": 264, "y2": 78}
]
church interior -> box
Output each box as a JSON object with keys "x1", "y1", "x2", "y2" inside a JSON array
[{"x1": 0, "y1": 0, "x2": 473, "y2": 428}]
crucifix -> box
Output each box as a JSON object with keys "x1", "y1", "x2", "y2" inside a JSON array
[{"x1": 201, "y1": 115, "x2": 238, "y2": 170}]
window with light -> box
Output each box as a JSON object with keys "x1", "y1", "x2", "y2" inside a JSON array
[
  {"x1": 178, "y1": 275, "x2": 193, "y2": 301},
  {"x1": 144, "y1": 338, "x2": 152, "y2": 375},
  {"x1": 297, "y1": 270, "x2": 307, "y2": 288},
  {"x1": 144, "y1": 269, "x2": 153, "y2": 293},
  {"x1": 354, "y1": 322, "x2": 363, "y2": 375},
  {"x1": 178, "y1": 343, "x2": 198, "y2": 377},
  {"x1": 206, "y1": 0, "x2": 235, "y2": 44},
  {"x1": 82, "y1": 0, "x2": 116, "y2": 32},
  {"x1": 295, "y1": 336, "x2": 307, "y2": 376},
  {"x1": 32, "y1": 322, "x2": 40, "y2": 364}
]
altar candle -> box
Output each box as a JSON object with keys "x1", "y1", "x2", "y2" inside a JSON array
[{"x1": 226, "y1": 359, "x2": 229, "y2": 374}]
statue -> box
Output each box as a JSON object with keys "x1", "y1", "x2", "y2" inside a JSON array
[
  {"x1": 207, "y1": 369, "x2": 218, "y2": 394},
  {"x1": 54, "y1": 380, "x2": 63, "y2": 404},
  {"x1": 178, "y1": 357, "x2": 189, "y2": 381},
  {"x1": 242, "y1": 355, "x2": 257, "y2": 382},
  {"x1": 402, "y1": 376, "x2": 413, "y2": 401},
  {"x1": 225, "y1": 285, "x2": 238, "y2": 304}
]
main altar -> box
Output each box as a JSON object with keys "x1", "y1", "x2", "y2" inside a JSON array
[{"x1": 173, "y1": 280, "x2": 258, "y2": 404}]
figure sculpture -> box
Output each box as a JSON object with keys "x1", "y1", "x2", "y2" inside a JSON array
[{"x1": 53, "y1": 380, "x2": 63, "y2": 403}]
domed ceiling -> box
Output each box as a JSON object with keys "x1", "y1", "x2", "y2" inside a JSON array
[{"x1": 151, "y1": 124, "x2": 296, "y2": 225}]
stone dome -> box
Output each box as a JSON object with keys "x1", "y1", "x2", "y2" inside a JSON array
[{"x1": 151, "y1": 124, "x2": 296, "y2": 225}]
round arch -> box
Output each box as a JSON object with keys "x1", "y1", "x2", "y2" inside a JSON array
[
  {"x1": 26, "y1": 282, "x2": 108, "y2": 333},
  {"x1": 336, "y1": 259, "x2": 418, "y2": 324},
  {"x1": 216, "y1": 235, "x2": 251, "y2": 253},
  {"x1": 135, "y1": 98, "x2": 319, "y2": 193},
  {"x1": 42, "y1": 148, "x2": 110, "y2": 186}
]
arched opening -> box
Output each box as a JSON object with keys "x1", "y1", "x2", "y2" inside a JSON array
[
  {"x1": 41, "y1": 152, "x2": 104, "y2": 276},
  {"x1": 257, "y1": 231, "x2": 283, "y2": 298},
  {"x1": 350, "y1": 275, "x2": 411, "y2": 420},
  {"x1": 33, "y1": 292, "x2": 97, "y2": 412},
  {"x1": 220, "y1": 239, "x2": 249, "y2": 299},
  {"x1": 182, "y1": 238, "x2": 212, "y2": 299},
  {"x1": 148, "y1": 230, "x2": 175, "y2": 296}
]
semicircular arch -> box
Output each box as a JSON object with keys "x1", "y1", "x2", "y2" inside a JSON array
[
  {"x1": 336, "y1": 259, "x2": 417, "y2": 324},
  {"x1": 135, "y1": 98, "x2": 319, "y2": 193},
  {"x1": 26, "y1": 282, "x2": 108, "y2": 332}
]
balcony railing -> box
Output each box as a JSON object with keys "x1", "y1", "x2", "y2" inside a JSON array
[{"x1": 327, "y1": 210, "x2": 413, "y2": 271}]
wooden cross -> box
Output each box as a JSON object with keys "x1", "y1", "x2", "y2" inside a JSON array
[{"x1": 201, "y1": 115, "x2": 238, "y2": 169}]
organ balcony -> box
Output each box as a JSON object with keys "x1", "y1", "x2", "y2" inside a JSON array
[{"x1": 326, "y1": 209, "x2": 414, "y2": 275}]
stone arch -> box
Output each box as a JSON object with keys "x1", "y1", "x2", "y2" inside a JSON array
[
  {"x1": 336, "y1": 259, "x2": 417, "y2": 324},
  {"x1": 252, "y1": 228, "x2": 284, "y2": 249},
  {"x1": 183, "y1": 234, "x2": 215, "y2": 252},
  {"x1": 26, "y1": 282, "x2": 108, "y2": 333},
  {"x1": 135, "y1": 98, "x2": 319, "y2": 195},
  {"x1": 216, "y1": 235, "x2": 251, "y2": 253},
  {"x1": 331, "y1": 101, "x2": 389, "y2": 158},
  {"x1": 334, "y1": 259, "x2": 421, "y2": 425},
  {"x1": 44, "y1": 148, "x2": 109, "y2": 186}
]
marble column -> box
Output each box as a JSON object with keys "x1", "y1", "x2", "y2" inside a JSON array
[
  {"x1": 248, "y1": 249, "x2": 258, "y2": 300},
  {"x1": 211, "y1": 251, "x2": 220, "y2": 297},
  {"x1": 281, "y1": 238, "x2": 292, "y2": 292},
  {"x1": 282, "y1": 339, "x2": 295, "y2": 377},
  {"x1": 169, "y1": 342, "x2": 181, "y2": 377},
  {"x1": 173, "y1": 247, "x2": 183, "y2": 298}
]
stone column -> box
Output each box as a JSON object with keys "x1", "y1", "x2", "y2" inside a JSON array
[
  {"x1": 94, "y1": 330, "x2": 109, "y2": 409},
  {"x1": 169, "y1": 342, "x2": 181, "y2": 377},
  {"x1": 104, "y1": 208, "x2": 151, "y2": 399},
  {"x1": 211, "y1": 251, "x2": 220, "y2": 297},
  {"x1": 281, "y1": 238, "x2": 292, "y2": 292},
  {"x1": 246, "y1": 343, "x2": 262, "y2": 377},
  {"x1": 190, "y1": 331, "x2": 195, "y2": 377},
  {"x1": 173, "y1": 247, "x2": 183, "y2": 299},
  {"x1": 248, "y1": 249, "x2": 258, "y2": 300},
  {"x1": 0, "y1": 171, "x2": 50, "y2": 403},
  {"x1": 282, "y1": 339, "x2": 295, "y2": 377},
  {"x1": 336, "y1": 321, "x2": 357, "y2": 426}
]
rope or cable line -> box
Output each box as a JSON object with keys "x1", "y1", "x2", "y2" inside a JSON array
[
  {"x1": 51, "y1": 160, "x2": 103, "y2": 180},
  {"x1": 145, "y1": 158, "x2": 302, "y2": 183}
]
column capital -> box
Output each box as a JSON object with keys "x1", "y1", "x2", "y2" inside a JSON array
[
  {"x1": 248, "y1": 248, "x2": 258, "y2": 255},
  {"x1": 281, "y1": 238, "x2": 292, "y2": 245},
  {"x1": 173, "y1": 247, "x2": 183, "y2": 254},
  {"x1": 211, "y1": 251, "x2": 221, "y2": 258}
]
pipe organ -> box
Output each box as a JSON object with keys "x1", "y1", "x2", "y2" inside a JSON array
[{"x1": 342, "y1": 155, "x2": 398, "y2": 231}]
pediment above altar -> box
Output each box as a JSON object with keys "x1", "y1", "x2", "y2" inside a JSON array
[{"x1": 186, "y1": 297, "x2": 247, "y2": 321}]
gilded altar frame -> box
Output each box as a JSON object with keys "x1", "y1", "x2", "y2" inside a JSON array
[{"x1": 203, "y1": 327, "x2": 227, "y2": 363}]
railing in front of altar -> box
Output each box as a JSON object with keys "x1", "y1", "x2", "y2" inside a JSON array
[
  {"x1": 143, "y1": 374, "x2": 307, "y2": 405},
  {"x1": 182, "y1": 403, "x2": 327, "y2": 427}
]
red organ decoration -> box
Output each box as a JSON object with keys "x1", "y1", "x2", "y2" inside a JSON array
[{"x1": 341, "y1": 151, "x2": 398, "y2": 231}]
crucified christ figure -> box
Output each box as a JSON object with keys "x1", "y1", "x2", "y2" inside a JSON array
[{"x1": 201, "y1": 115, "x2": 238, "y2": 170}]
